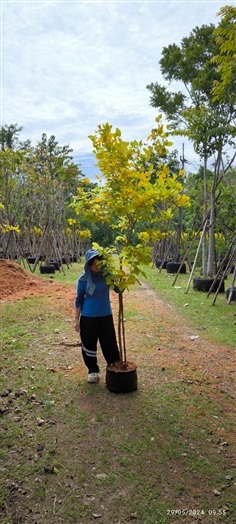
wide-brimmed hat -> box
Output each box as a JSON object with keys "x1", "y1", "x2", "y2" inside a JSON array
[{"x1": 84, "y1": 249, "x2": 99, "y2": 265}]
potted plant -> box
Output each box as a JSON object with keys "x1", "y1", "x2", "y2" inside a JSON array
[{"x1": 71, "y1": 117, "x2": 190, "y2": 393}]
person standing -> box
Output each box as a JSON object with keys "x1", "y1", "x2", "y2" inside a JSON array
[{"x1": 75, "y1": 249, "x2": 120, "y2": 383}]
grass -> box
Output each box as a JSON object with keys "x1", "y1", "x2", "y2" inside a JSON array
[
  {"x1": 0, "y1": 261, "x2": 235, "y2": 523},
  {"x1": 142, "y1": 264, "x2": 236, "y2": 347}
]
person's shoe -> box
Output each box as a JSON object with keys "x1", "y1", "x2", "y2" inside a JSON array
[{"x1": 87, "y1": 372, "x2": 99, "y2": 383}]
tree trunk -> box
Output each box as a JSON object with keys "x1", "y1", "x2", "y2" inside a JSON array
[
  {"x1": 175, "y1": 206, "x2": 183, "y2": 261},
  {"x1": 202, "y1": 153, "x2": 208, "y2": 274},
  {"x1": 206, "y1": 190, "x2": 216, "y2": 276},
  {"x1": 206, "y1": 153, "x2": 221, "y2": 277},
  {"x1": 118, "y1": 290, "x2": 127, "y2": 368}
]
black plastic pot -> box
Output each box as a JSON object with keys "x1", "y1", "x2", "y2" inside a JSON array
[
  {"x1": 27, "y1": 257, "x2": 36, "y2": 264},
  {"x1": 155, "y1": 259, "x2": 172, "y2": 269},
  {"x1": 40, "y1": 265, "x2": 55, "y2": 274},
  {"x1": 50, "y1": 260, "x2": 61, "y2": 270},
  {"x1": 226, "y1": 287, "x2": 236, "y2": 302},
  {"x1": 106, "y1": 362, "x2": 138, "y2": 394},
  {"x1": 166, "y1": 261, "x2": 186, "y2": 274},
  {"x1": 193, "y1": 277, "x2": 225, "y2": 293}
]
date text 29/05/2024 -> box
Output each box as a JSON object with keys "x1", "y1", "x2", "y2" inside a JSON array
[{"x1": 166, "y1": 509, "x2": 227, "y2": 517}]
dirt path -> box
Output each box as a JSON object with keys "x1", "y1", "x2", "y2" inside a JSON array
[{"x1": 130, "y1": 283, "x2": 235, "y2": 391}]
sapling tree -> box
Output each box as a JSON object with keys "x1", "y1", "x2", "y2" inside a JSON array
[{"x1": 71, "y1": 117, "x2": 190, "y2": 367}]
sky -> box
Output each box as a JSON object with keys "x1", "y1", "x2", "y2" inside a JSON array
[{"x1": 1, "y1": 0, "x2": 233, "y2": 179}]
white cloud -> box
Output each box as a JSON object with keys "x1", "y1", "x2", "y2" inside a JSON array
[{"x1": 1, "y1": 0, "x2": 232, "y2": 177}]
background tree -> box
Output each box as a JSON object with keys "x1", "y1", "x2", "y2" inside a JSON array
[
  {"x1": 140, "y1": 148, "x2": 186, "y2": 263},
  {"x1": 0, "y1": 126, "x2": 86, "y2": 264},
  {"x1": 147, "y1": 19, "x2": 236, "y2": 276},
  {"x1": 147, "y1": 25, "x2": 219, "y2": 125},
  {"x1": 183, "y1": 165, "x2": 236, "y2": 264},
  {"x1": 22, "y1": 133, "x2": 84, "y2": 265},
  {"x1": 0, "y1": 146, "x2": 26, "y2": 258},
  {"x1": 0, "y1": 123, "x2": 30, "y2": 151},
  {"x1": 179, "y1": 104, "x2": 235, "y2": 274},
  {"x1": 211, "y1": 5, "x2": 236, "y2": 104}
]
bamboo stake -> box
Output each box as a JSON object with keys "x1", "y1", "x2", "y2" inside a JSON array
[
  {"x1": 171, "y1": 214, "x2": 208, "y2": 287},
  {"x1": 185, "y1": 220, "x2": 208, "y2": 294},
  {"x1": 206, "y1": 234, "x2": 236, "y2": 298},
  {"x1": 227, "y1": 265, "x2": 236, "y2": 304},
  {"x1": 211, "y1": 248, "x2": 236, "y2": 306},
  {"x1": 32, "y1": 224, "x2": 49, "y2": 272}
]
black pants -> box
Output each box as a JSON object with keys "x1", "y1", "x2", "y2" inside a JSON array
[{"x1": 80, "y1": 315, "x2": 120, "y2": 373}]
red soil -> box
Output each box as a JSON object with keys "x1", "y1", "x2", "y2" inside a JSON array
[{"x1": 0, "y1": 259, "x2": 64, "y2": 302}]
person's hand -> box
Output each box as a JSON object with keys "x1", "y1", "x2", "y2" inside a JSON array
[{"x1": 75, "y1": 319, "x2": 80, "y2": 332}]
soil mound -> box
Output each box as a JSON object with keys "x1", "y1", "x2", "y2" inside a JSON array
[{"x1": 0, "y1": 259, "x2": 64, "y2": 302}]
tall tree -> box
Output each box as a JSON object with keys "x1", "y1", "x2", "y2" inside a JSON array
[
  {"x1": 211, "y1": 5, "x2": 236, "y2": 104},
  {"x1": 147, "y1": 21, "x2": 236, "y2": 276},
  {"x1": 0, "y1": 123, "x2": 30, "y2": 151},
  {"x1": 147, "y1": 25, "x2": 219, "y2": 125}
]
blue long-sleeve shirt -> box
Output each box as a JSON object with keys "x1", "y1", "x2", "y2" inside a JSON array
[{"x1": 75, "y1": 272, "x2": 114, "y2": 317}]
